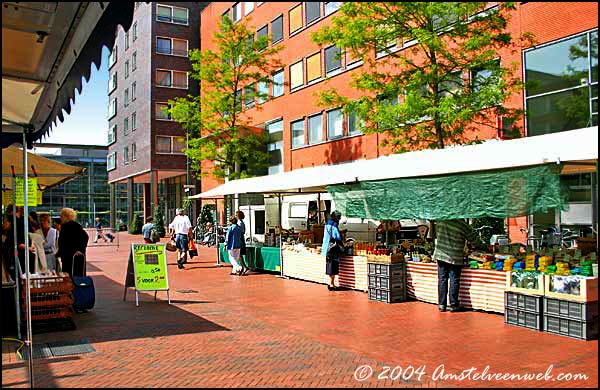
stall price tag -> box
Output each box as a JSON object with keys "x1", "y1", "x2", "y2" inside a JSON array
[
  {"x1": 15, "y1": 177, "x2": 38, "y2": 207},
  {"x1": 131, "y1": 244, "x2": 169, "y2": 291}
]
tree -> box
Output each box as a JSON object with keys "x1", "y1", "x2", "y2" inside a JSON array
[
  {"x1": 472, "y1": 217, "x2": 506, "y2": 245},
  {"x1": 169, "y1": 16, "x2": 284, "y2": 180},
  {"x1": 128, "y1": 212, "x2": 143, "y2": 235},
  {"x1": 153, "y1": 203, "x2": 166, "y2": 238},
  {"x1": 312, "y1": 2, "x2": 534, "y2": 151},
  {"x1": 199, "y1": 204, "x2": 215, "y2": 227}
]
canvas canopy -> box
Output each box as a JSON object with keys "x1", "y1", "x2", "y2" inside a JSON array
[{"x1": 191, "y1": 126, "x2": 598, "y2": 199}]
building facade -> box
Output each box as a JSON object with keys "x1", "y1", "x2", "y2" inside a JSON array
[
  {"x1": 32, "y1": 144, "x2": 143, "y2": 228},
  {"x1": 199, "y1": 2, "x2": 598, "y2": 240},
  {"x1": 107, "y1": 2, "x2": 208, "y2": 227}
]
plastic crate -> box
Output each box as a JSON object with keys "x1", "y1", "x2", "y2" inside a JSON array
[
  {"x1": 26, "y1": 292, "x2": 75, "y2": 308},
  {"x1": 27, "y1": 306, "x2": 75, "y2": 322},
  {"x1": 21, "y1": 276, "x2": 73, "y2": 295},
  {"x1": 543, "y1": 298, "x2": 598, "y2": 321},
  {"x1": 543, "y1": 314, "x2": 599, "y2": 340},
  {"x1": 367, "y1": 262, "x2": 405, "y2": 277},
  {"x1": 368, "y1": 275, "x2": 405, "y2": 291},
  {"x1": 504, "y1": 308, "x2": 543, "y2": 331},
  {"x1": 504, "y1": 292, "x2": 543, "y2": 314},
  {"x1": 368, "y1": 287, "x2": 406, "y2": 303}
]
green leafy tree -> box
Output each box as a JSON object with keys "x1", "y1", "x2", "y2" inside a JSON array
[
  {"x1": 128, "y1": 212, "x2": 143, "y2": 235},
  {"x1": 153, "y1": 203, "x2": 166, "y2": 238},
  {"x1": 169, "y1": 16, "x2": 284, "y2": 180},
  {"x1": 199, "y1": 204, "x2": 215, "y2": 227},
  {"x1": 312, "y1": 2, "x2": 534, "y2": 151}
]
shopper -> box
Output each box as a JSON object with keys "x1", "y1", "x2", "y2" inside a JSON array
[
  {"x1": 236, "y1": 210, "x2": 249, "y2": 275},
  {"x1": 57, "y1": 208, "x2": 89, "y2": 278},
  {"x1": 39, "y1": 214, "x2": 58, "y2": 272},
  {"x1": 321, "y1": 210, "x2": 344, "y2": 291},
  {"x1": 225, "y1": 216, "x2": 243, "y2": 275},
  {"x1": 142, "y1": 217, "x2": 155, "y2": 243},
  {"x1": 169, "y1": 208, "x2": 192, "y2": 269},
  {"x1": 433, "y1": 219, "x2": 485, "y2": 312}
]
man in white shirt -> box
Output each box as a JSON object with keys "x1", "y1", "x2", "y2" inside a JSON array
[{"x1": 169, "y1": 208, "x2": 192, "y2": 269}]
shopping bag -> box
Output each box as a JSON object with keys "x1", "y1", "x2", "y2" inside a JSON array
[
  {"x1": 166, "y1": 238, "x2": 177, "y2": 252},
  {"x1": 188, "y1": 239, "x2": 198, "y2": 258}
]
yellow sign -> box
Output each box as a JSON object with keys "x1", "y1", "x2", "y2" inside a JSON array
[
  {"x1": 15, "y1": 177, "x2": 38, "y2": 207},
  {"x1": 2, "y1": 190, "x2": 13, "y2": 206},
  {"x1": 131, "y1": 244, "x2": 169, "y2": 291}
]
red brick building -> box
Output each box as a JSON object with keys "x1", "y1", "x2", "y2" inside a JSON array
[{"x1": 199, "y1": 2, "x2": 598, "y2": 240}]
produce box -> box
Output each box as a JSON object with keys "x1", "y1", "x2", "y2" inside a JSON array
[
  {"x1": 366, "y1": 253, "x2": 403, "y2": 264},
  {"x1": 505, "y1": 271, "x2": 544, "y2": 296},
  {"x1": 544, "y1": 275, "x2": 598, "y2": 303}
]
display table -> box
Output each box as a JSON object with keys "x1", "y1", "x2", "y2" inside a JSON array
[
  {"x1": 281, "y1": 245, "x2": 368, "y2": 291},
  {"x1": 406, "y1": 262, "x2": 505, "y2": 313},
  {"x1": 219, "y1": 244, "x2": 281, "y2": 272}
]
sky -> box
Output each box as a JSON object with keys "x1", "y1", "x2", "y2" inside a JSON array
[{"x1": 43, "y1": 46, "x2": 110, "y2": 146}]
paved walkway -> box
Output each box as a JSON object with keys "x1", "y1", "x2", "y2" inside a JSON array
[{"x1": 2, "y1": 233, "x2": 598, "y2": 388}]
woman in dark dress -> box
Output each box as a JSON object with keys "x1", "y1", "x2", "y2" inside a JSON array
[{"x1": 57, "y1": 208, "x2": 89, "y2": 278}]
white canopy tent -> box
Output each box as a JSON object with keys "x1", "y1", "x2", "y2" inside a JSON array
[{"x1": 191, "y1": 126, "x2": 598, "y2": 199}]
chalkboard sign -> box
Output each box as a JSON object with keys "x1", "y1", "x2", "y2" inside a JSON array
[{"x1": 123, "y1": 243, "x2": 170, "y2": 306}]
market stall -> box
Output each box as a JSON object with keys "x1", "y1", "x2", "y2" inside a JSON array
[{"x1": 218, "y1": 243, "x2": 282, "y2": 273}]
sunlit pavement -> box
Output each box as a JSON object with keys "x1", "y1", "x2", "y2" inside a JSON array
[{"x1": 2, "y1": 233, "x2": 598, "y2": 388}]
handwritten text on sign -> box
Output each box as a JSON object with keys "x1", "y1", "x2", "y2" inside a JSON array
[
  {"x1": 132, "y1": 244, "x2": 169, "y2": 291},
  {"x1": 15, "y1": 177, "x2": 38, "y2": 207}
]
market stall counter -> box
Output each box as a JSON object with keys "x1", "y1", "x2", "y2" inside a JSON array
[{"x1": 218, "y1": 244, "x2": 281, "y2": 272}]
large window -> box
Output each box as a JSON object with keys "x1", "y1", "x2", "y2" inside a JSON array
[
  {"x1": 257, "y1": 25, "x2": 268, "y2": 50},
  {"x1": 244, "y1": 83, "x2": 255, "y2": 109},
  {"x1": 156, "y1": 136, "x2": 185, "y2": 154},
  {"x1": 308, "y1": 113, "x2": 323, "y2": 144},
  {"x1": 156, "y1": 136, "x2": 172, "y2": 153},
  {"x1": 156, "y1": 70, "x2": 188, "y2": 89},
  {"x1": 157, "y1": 37, "x2": 188, "y2": 56},
  {"x1": 305, "y1": 2, "x2": 321, "y2": 24},
  {"x1": 290, "y1": 61, "x2": 304, "y2": 90},
  {"x1": 257, "y1": 81, "x2": 269, "y2": 104},
  {"x1": 107, "y1": 152, "x2": 116, "y2": 171},
  {"x1": 233, "y1": 3, "x2": 242, "y2": 22},
  {"x1": 325, "y1": 46, "x2": 342, "y2": 75},
  {"x1": 157, "y1": 4, "x2": 189, "y2": 25},
  {"x1": 291, "y1": 119, "x2": 305, "y2": 148},
  {"x1": 156, "y1": 103, "x2": 172, "y2": 120},
  {"x1": 108, "y1": 72, "x2": 117, "y2": 93},
  {"x1": 108, "y1": 125, "x2": 117, "y2": 145},
  {"x1": 306, "y1": 52, "x2": 322, "y2": 83},
  {"x1": 244, "y1": 1, "x2": 254, "y2": 15},
  {"x1": 289, "y1": 5, "x2": 303, "y2": 34},
  {"x1": 327, "y1": 108, "x2": 344, "y2": 139},
  {"x1": 325, "y1": 2, "x2": 342, "y2": 16},
  {"x1": 272, "y1": 15, "x2": 283, "y2": 44},
  {"x1": 348, "y1": 110, "x2": 364, "y2": 136},
  {"x1": 108, "y1": 98, "x2": 117, "y2": 118},
  {"x1": 525, "y1": 29, "x2": 598, "y2": 135},
  {"x1": 272, "y1": 69, "x2": 284, "y2": 97},
  {"x1": 266, "y1": 119, "x2": 284, "y2": 174}
]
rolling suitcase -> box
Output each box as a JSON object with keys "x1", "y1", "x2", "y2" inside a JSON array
[{"x1": 71, "y1": 254, "x2": 95, "y2": 311}]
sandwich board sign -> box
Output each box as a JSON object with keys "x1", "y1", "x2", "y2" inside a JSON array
[{"x1": 123, "y1": 243, "x2": 170, "y2": 306}]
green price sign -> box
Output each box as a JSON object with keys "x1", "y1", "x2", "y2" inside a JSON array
[
  {"x1": 15, "y1": 177, "x2": 38, "y2": 207},
  {"x1": 132, "y1": 244, "x2": 169, "y2": 291}
]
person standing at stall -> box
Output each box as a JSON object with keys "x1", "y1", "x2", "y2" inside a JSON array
[
  {"x1": 225, "y1": 216, "x2": 243, "y2": 275},
  {"x1": 236, "y1": 210, "x2": 249, "y2": 275},
  {"x1": 321, "y1": 210, "x2": 344, "y2": 291},
  {"x1": 39, "y1": 214, "x2": 58, "y2": 272},
  {"x1": 433, "y1": 219, "x2": 484, "y2": 312},
  {"x1": 169, "y1": 208, "x2": 192, "y2": 269},
  {"x1": 57, "y1": 208, "x2": 89, "y2": 278}
]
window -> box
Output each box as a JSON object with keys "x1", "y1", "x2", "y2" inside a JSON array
[
  {"x1": 233, "y1": 2, "x2": 242, "y2": 22},
  {"x1": 108, "y1": 98, "x2": 117, "y2": 118},
  {"x1": 327, "y1": 108, "x2": 344, "y2": 139},
  {"x1": 306, "y1": 52, "x2": 322, "y2": 83},
  {"x1": 525, "y1": 29, "x2": 598, "y2": 135},
  {"x1": 272, "y1": 69, "x2": 284, "y2": 97},
  {"x1": 346, "y1": 49, "x2": 361, "y2": 68},
  {"x1": 109, "y1": 46, "x2": 117, "y2": 68},
  {"x1": 157, "y1": 4, "x2": 189, "y2": 25},
  {"x1": 289, "y1": 5, "x2": 303, "y2": 34},
  {"x1": 157, "y1": 37, "x2": 188, "y2": 56},
  {"x1": 124, "y1": 146, "x2": 129, "y2": 164},
  {"x1": 244, "y1": 83, "x2": 255, "y2": 108},
  {"x1": 132, "y1": 82, "x2": 137, "y2": 101},
  {"x1": 325, "y1": 2, "x2": 342, "y2": 15},
  {"x1": 376, "y1": 25, "x2": 398, "y2": 58},
  {"x1": 124, "y1": 117, "x2": 129, "y2": 135},
  {"x1": 156, "y1": 70, "x2": 188, "y2": 88},
  {"x1": 173, "y1": 137, "x2": 186, "y2": 154},
  {"x1": 132, "y1": 143, "x2": 137, "y2": 161},
  {"x1": 290, "y1": 61, "x2": 304, "y2": 90},
  {"x1": 157, "y1": 37, "x2": 171, "y2": 54},
  {"x1": 272, "y1": 15, "x2": 283, "y2": 44},
  {"x1": 156, "y1": 136, "x2": 172, "y2": 153},
  {"x1": 257, "y1": 81, "x2": 269, "y2": 104},
  {"x1": 132, "y1": 22, "x2": 138, "y2": 41},
  {"x1": 173, "y1": 71, "x2": 188, "y2": 88},
  {"x1": 125, "y1": 32, "x2": 129, "y2": 50},
  {"x1": 266, "y1": 119, "x2": 284, "y2": 174},
  {"x1": 290, "y1": 203, "x2": 307, "y2": 218},
  {"x1": 440, "y1": 71, "x2": 464, "y2": 98},
  {"x1": 222, "y1": 9, "x2": 230, "y2": 23},
  {"x1": 124, "y1": 88, "x2": 129, "y2": 107},
  {"x1": 244, "y1": 2, "x2": 254, "y2": 15},
  {"x1": 305, "y1": 2, "x2": 321, "y2": 25},
  {"x1": 108, "y1": 124, "x2": 117, "y2": 144},
  {"x1": 308, "y1": 113, "x2": 323, "y2": 144},
  {"x1": 325, "y1": 46, "x2": 342, "y2": 75},
  {"x1": 291, "y1": 119, "x2": 305, "y2": 148},
  {"x1": 348, "y1": 110, "x2": 364, "y2": 135},
  {"x1": 107, "y1": 152, "x2": 116, "y2": 171},
  {"x1": 156, "y1": 103, "x2": 172, "y2": 120},
  {"x1": 124, "y1": 60, "x2": 129, "y2": 79},
  {"x1": 132, "y1": 112, "x2": 137, "y2": 131},
  {"x1": 108, "y1": 72, "x2": 117, "y2": 93},
  {"x1": 132, "y1": 52, "x2": 137, "y2": 71},
  {"x1": 257, "y1": 25, "x2": 268, "y2": 50}
]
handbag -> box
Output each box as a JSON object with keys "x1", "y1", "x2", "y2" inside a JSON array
[
  {"x1": 326, "y1": 225, "x2": 344, "y2": 258},
  {"x1": 188, "y1": 239, "x2": 198, "y2": 258},
  {"x1": 166, "y1": 237, "x2": 177, "y2": 252}
]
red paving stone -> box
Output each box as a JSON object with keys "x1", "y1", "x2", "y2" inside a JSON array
[{"x1": 2, "y1": 233, "x2": 598, "y2": 388}]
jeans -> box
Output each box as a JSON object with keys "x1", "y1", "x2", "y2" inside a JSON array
[{"x1": 438, "y1": 260, "x2": 462, "y2": 308}]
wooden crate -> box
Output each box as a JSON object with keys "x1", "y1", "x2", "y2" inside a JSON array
[
  {"x1": 366, "y1": 254, "x2": 403, "y2": 264},
  {"x1": 505, "y1": 271, "x2": 545, "y2": 296},
  {"x1": 544, "y1": 275, "x2": 598, "y2": 303}
]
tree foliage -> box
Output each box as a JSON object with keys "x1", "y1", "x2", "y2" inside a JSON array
[
  {"x1": 169, "y1": 16, "x2": 283, "y2": 180},
  {"x1": 312, "y1": 2, "x2": 534, "y2": 151},
  {"x1": 153, "y1": 203, "x2": 166, "y2": 238}
]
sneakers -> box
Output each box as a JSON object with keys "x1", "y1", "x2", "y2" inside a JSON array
[{"x1": 439, "y1": 305, "x2": 447, "y2": 312}]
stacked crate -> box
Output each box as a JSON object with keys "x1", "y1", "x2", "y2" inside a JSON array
[
  {"x1": 368, "y1": 262, "x2": 406, "y2": 303},
  {"x1": 543, "y1": 298, "x2": 599, "y2": 340},
  {"x1": 21, "y1": 275, "x2": 75, "y2": 323},
  {"x1": 504, "y1": 291, "x2": 544, "y2": 330}
]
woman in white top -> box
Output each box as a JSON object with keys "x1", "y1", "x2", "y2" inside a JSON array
[{"x1": 39, "y1": 214, "x2": 58, "y2": 271}]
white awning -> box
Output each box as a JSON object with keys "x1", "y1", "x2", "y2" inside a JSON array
[{"x1": 190, "y1": 126, "x2": 598, "y2": 199}]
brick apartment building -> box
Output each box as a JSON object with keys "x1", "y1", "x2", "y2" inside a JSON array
[
  {"x1": 107, "y1": 2, "x2": 208, "y2": 226},
  {"x1": 198, "y1": 2, "x2": 598, "y2": 240}
]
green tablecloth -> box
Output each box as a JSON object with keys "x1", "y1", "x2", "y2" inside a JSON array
[{"x1": 219, "y1": 244, "x2": 281, "y2": 272}]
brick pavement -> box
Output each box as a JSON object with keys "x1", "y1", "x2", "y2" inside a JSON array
[{"x1": 2, "y1": 233, "x2": 598, "y2": 388}]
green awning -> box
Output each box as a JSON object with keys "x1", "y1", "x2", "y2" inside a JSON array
[{"x1": 327, "y1": 164, "x2": 568, "y2": 220}]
